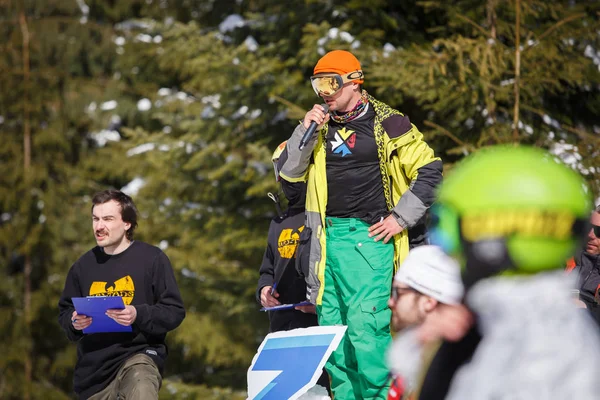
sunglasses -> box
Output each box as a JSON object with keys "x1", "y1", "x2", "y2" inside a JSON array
[
  {"x1": 310, "y1": 71, "x2": 364, "y2": 97},
  {"x1": 592, "y1": 224, "x2": 600, "y2": 238},
  {"x1": 390, "y1": 286, "x2": 420, "y2": 302}
]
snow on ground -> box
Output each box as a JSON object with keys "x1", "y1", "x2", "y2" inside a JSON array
[{"x1": 297, "y1": 385, "x2": 331, "y2": 400}]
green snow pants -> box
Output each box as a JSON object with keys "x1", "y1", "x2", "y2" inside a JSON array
[{"x1": 317, "y1": 217, "x2": 393, "y2": 400}]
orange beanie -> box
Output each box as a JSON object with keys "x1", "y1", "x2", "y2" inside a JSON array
[{"x1": 313, "y1": 50, "x2": 364, "y2": 84}]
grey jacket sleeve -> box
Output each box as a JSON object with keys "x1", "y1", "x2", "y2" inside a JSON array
[
  {"x1": 279, "y1": 123, "x2": 316, "y2": 182},
  {"x1": 392, "y1": 159, "x2": 443, "y2": 228}
]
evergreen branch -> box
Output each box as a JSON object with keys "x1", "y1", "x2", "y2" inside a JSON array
[
  {"x1": 488, "y1": 128, "x2": 503, "y2": 145},
  {"x1": 0, "y1": 15, "x2": 115, "y2": 31},
  {"x1": 456, "y1": 14, "x2": 491, "y2": 37},
  {"x1": 269, "y1": 95, "x2": 306, "y2": 119},
  {"x1": 423, "y1": 120, "x2": 476, "y2": 151},
  {"x1": 535, "y1": 13, "x2": 587, "y2": 43},
  {"x1": 521, "y1": 104, "x2": 600, "y2": 143}
]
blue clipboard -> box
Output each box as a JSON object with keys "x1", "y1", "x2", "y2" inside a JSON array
[
  {"x1": 72, "y1": 296, "x2": 132, "y2": 334},
  {"x1": 260, "y1": 301, "x2": 312, "y2": 312}
]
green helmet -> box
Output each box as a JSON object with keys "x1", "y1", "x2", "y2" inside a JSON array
[{"x1": 430, "y1": 145, "x2": 591, "y2": 287}]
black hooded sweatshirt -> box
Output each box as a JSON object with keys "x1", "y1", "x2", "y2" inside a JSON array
[
  {"x1": 58, "y1": 241, "x2": 185, "y2": 399},
  {"x1": 256, "y1": 178, "x2": 318, "y2": 332}
]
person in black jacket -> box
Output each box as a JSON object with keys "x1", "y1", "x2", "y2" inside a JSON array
[
  {"x1": 570, "y1": 204, "x2": 600, "y2": 325},
  {"x1": 256, "y1": 141, "x2": 318, "y2": 331},
  {"x1": 58, "y1": 189, "x2": 185, "y2": 400},
  {"x1": 256, "y1": 142, "x2": 330, "y2": 392}
]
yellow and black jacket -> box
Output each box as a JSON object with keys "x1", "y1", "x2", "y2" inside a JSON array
[{"x1": 280, "y1": 94, "x2": 442, "y2": 305}]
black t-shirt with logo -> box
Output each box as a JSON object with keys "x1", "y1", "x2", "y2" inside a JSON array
[
  {"x1": 325, "y1": 104, "x2": 388, "y2": 224},
  {"x1": 57, "y1": 241, "x2": 185, "y2": 399}
]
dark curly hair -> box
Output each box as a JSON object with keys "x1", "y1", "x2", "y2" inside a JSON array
[{"x1": 91, "y1": 189, "x2": 139, "y2": 240}]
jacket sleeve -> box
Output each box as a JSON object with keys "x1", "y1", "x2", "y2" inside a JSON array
[
  {"x1": 279, "y1": 123, "x2": 315, "y2": 183},
  {"x1": 134, "y1": 252, "x2": 185, "y2": 335},
  {"x1": 57, "y1": 263, "x2": 85, "y2": 342},
  {"x1": 385, "y1": 117, "x2": 443, "y2": 229},
  {"x1": 256, "y1": 224, "x2": 276, "y2": 304},
  {"x1": 393, "y1": 159, "x2": 443, "y2": 229}
]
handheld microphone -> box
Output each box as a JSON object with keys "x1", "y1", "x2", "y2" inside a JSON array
[{"x1": 298, "y1": 104, "x2": 329, "y2": 150}]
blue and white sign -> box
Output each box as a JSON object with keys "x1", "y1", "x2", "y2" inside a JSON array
[{"x1": 247, "y1": 325, "x2": 347, "y2": 400}]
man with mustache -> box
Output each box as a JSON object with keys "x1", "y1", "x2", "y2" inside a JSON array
[
  {"x1": 385, "y1": 245, "x2": 466, "y2": 400},
  {"x1": 58, "y1": 189, "x2": 185, "y2": 399}
]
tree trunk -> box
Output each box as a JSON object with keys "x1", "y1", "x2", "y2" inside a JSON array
[
  {"x1": 513, "y1": 0, "x2": 521, "y2": 142},
  {"x1": 19, "y1": 10, "x2": 32, "y2": 400},
  {"x1": 486, "y1": 0, "x2": 498, "y2": 139}
]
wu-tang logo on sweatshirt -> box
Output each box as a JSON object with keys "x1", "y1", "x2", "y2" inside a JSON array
[
  {"x1": 278, "y1": 226, "x2": 304, "y2": 259},
  {"x1": 89, "y1": 276, "x2": 135, "y2": 305},
  {"x1": 330, "y1": 127, "x2": 356, "y2": 157}
]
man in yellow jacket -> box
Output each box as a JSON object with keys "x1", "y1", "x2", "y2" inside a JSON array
[{"x1": 278, "y1": 50, "x2": 442, "y2": 400}]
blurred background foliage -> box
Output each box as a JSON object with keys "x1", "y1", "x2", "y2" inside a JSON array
[{"x1": 1, "y1": 0, "x2": 599, "y2": 398}]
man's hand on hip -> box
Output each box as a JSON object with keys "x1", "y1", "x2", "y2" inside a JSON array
[{"x1": 368, "y1": 215, "x2": 403, "y2": 243}]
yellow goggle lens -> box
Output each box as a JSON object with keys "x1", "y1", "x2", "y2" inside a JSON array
[{"x1": 311, "y1": 75, "x2": 342, "y2": 96}]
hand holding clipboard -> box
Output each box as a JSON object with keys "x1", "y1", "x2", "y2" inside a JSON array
[{"x1": 72, "y1": 296, "x2": 133, "y2": 334}]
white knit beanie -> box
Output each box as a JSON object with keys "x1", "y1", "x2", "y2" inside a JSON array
[{"x1": 394, "y1": 245, "x2": 464, "y2": 305}]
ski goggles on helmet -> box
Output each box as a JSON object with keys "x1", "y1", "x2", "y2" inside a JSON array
[{"x1": 310, "y1": 71, "x2": 364, "y2": 96}]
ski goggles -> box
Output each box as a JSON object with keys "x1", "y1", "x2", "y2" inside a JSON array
[{"x1": 310, "y1": 71, "x2": 364, "y2": 96}]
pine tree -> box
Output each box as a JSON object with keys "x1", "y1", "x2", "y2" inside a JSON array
[
  {"x1": 0, "y1": 0, "x2": 137, "y2": 398},
  {"x1": 368, "y1": 0, "x2": 600, "y2": 195},
  {"x1": 2, "y1": 1, "x2": 598, "y2": 398}
]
